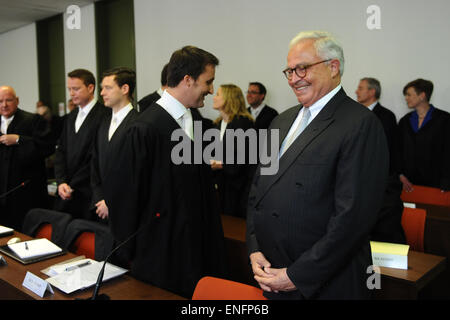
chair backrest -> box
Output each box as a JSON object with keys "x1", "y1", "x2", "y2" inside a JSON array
[
  {"x1": 401, "y1": 207, "x2": 427, "y2": 252},
  {"x1": 35, "y1": 223, "x2": 53, "y2": 241},
  {"x1": 192, "y1": 276, "x2": 267, "y2": 300},
  {"x1": 22, "y1": 209, "x2": 72, "y2": 246},
  {"x1": 401, "y1": 185, "x2": 450, "y2": 207},
  {"x1": 70, "y1": 231, "x2": 96, "y2": 259},
  {"x1": 63, "y1": 219, "x2": 114, "y2": 261}
]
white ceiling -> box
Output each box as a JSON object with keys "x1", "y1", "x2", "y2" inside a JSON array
[{"x1": 0, "y1": 0, "x2": 97, "y2": 34}]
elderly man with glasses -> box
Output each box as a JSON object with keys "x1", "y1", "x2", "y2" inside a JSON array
[{"x1": 246, "y1": 31, "x2": 389, "y2": 300}]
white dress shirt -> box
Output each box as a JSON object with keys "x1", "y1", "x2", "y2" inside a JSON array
[
  {"x1": 108, "y1": 103, "x2": 133, "y2": 141},
  {"x1": 249, "y1": 103, "x2": 265, "y2": 119},
  {"x1": 156, "y1": 91, "x2": 193, "y2": 139},
  {"x1": 281, "y1": 84, "x2": 342, "y2": 153},
  {"x1": 367, "y1": 101, "x2": 378, "y2": 111},
  {"x1": 1, "y1": 115, "x2": 14, "y2": 134},
  {"x1": 75, "y1": 99, "x2": 97, "y2": 133}
]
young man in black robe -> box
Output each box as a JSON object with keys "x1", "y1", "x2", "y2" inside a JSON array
[
  {"x1": 54, "y1": 69, "x2": 108, "y2": 219},
  {"x1": 105, "y1": 46, "x2": 226, "y2": 298},
  {"x1": 91, "y1": 67, "x2": 139, "y2": 223}
]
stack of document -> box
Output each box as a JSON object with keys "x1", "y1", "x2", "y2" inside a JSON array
[
  {"x1": 45, "y1": 259, "x2": 128, "y2": 294},
  {"x1": 0, "y1": 225, "x2": 14, "y2": 237},
  {"x1": 7, "y1": 238, "x2": 62, "y2": 260}
]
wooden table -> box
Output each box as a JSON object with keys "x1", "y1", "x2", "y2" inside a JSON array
[
  {"x1": 374, "y1": 251, "x2": 446, "y2": 299},
  {"x1": 0, "y1": 231, "x2": 184, "y2": 300},
  {"x1": 220, "y1": 214, "x2": 447, "y2": 299}
]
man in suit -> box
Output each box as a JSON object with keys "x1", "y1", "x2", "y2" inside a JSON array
[
  {"x1": 246, "y1": 31, "x2": 389, "y2": 299},
  {"x1": 105, "y1": 46, "x2": 225, "y2": 298},
  {"x1": 138, "y1": 63, "x2": 168, "y2": 113},
  {"x1": 356, "y1": 77, "x2": 406, "y2": 244},
  {"x1": 54, "y1": 69, "x2": 108, "y2": 220},
  {"x1": 246, "y1": 82, "x2": 278, "y2": 130},
  {"x1": 91, "y1": 67, "x2": 139, "y2": 223},
  {"x1": 0, "y1": 86, "x2": 54, "y2": 231}
]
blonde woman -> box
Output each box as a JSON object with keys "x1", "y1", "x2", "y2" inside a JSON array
[{"x1": 211, "y1": 84, "x2": 255, "y2": 218}]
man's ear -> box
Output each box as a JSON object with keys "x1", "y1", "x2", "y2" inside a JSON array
[
  {"x1": 121, "y1": 84, "x2": 130, "y2": 96},
  {"x1": 329, "y1": 59, "x2": 340, "y2": 78},
  {"x1": 87, "y1": 83, "x2": 95, "y2": 94}
]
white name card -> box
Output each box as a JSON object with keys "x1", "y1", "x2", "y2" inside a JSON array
[{"x1": 22, "y1": 271, "x2": 54, "y2": 298}]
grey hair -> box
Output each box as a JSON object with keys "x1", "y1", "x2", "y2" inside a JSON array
[
  {"x1": 361, "y1": 77, "x2": 381, "y2": 99},
  {"x1": 289, "y1": 31, "x2": 345, "y2": 77}
]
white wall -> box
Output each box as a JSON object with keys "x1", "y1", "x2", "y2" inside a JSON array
[
  {"x1": 0, "y1": 23, "x2": 39, "y2": 113},
  {"x1": 134, "y1": 0, "x2": 450, "y2": 121},
  {"x1": 63, "y1": 3, "x2": 97, "y2": 109}
]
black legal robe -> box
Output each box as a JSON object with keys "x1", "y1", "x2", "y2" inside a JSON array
[
  {"x1": 104, "y1": 103, "x2": 226, "y2": 298},
  {"x1": 213, "y1": 115, "x2": 255, "y2": 218},
  {"x1": 0, "y1": 109, "x2": 54, "y2": 231},
  {"x1": 90, "y1": 108, "x2": 139, "y2": 223},
  {"x1": 54, "y1": 102, "x2": 109, "y2": 219},
  {"x1": 397, "y1": 106, "x2": 450, "y2": 190},
  {"x1": 138, "y1": 91, "x2": 160, "y2": 113},
  {"x1": 370, "y1": 103, "x2": 406, "y2": 244}
]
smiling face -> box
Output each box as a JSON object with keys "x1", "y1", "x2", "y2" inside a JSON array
[
  {"x1": 287, "y1": 39, "x2": 340, "y2": 107},
  {"x1": 185, "y1": 64, "x2": 215, "y2": 108}
]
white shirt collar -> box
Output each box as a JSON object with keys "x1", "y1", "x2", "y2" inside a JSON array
[
  {"x1": 156, "y1": 90, "x2": 189, "y2": 125},
  {"x1": 1, "y1": 114, "x2": 14, "y2": 122},
  {"x1": 367, "y1": 101, "x2": 378, "y2": 111},
  {"x1": 112, "y1": 103, "x2": 133, "y2": 124},
  {"x1": 250, "y1": 103, "x2": 265, "y2": 118},
  {"x1": 157, "y1": 87, "x2": 165, "y2": 96},
  {"x1": 78, "y1": 98, "x2": 97, "y2": 116},
  {"x1": 300, "y1": 84, "x2": 342, "y2": 125}
]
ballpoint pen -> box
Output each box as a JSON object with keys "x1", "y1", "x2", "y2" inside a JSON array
[{"x1": 65, "y1": 261, "x2": 91, "y2": 272}]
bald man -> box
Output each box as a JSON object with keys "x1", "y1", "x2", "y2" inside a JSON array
[{"x1": 0, "y1": 86, "x2": 54, "y2": 231}]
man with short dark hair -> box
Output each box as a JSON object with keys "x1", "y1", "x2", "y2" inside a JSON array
[
  {"x1": 54, "y1": 69, "x2": 108, "y2": 219},
  {"x1": 138, "y1": 63, "x2": 169, "y2": 113},
  {"x1": 105, "y1": 46, "x2": 225, "y2": 298},
  {"x1": 246, "y1": 82, "x2": 278, "y2": 130},
  {"x1": 0, "y1": 86, "x2": 53, "y2": 231},
  {"x1": 91, "y1": 67, "x2": 139, "y2": 222}
]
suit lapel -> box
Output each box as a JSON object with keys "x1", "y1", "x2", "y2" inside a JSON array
[
  {"x1": 254, "y1": 89, "x2": 347, "y2": 205},
  {"x1": 6, "y1": 109, "x2": 23, "y2": 133}
]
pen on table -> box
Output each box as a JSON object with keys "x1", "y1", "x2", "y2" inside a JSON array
[
  {"x1": 24, "y1": 242, "x2": 29, "y2": 250},
  {"x1": 65, "y1": 261, "x2": 91, "y2": 272}
]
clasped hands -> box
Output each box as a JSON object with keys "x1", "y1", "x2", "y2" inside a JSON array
[
  {"x1": 250, "y1": 251, "x2": 297, "y2": 293},
  {"x1": 0, "y1": 134, "x2": 19, "y2": 146}
]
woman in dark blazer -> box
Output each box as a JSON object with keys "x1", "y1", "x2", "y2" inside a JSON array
[
  {"x1": 397, "y1": 79, "x2": 450, "y2": 191},
  {"x1": 211, "y1": 84, "x2": 255, "y2": 218}
]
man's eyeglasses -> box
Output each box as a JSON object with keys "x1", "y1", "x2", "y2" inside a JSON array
[
  {"x1": 282, "y1": 59, "x2": 332, "y2": 80},
  {"x1": 246, "y1": 91, "x2": 261, "y2": 95}
]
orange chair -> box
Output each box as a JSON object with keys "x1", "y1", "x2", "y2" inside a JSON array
[
  {"x1": 401, "y1": 207, "x2": 427, "y2": 252},
  {"x1": 192, "y1": 276, "x2": 267, "y2": 300},
  {"x1": 401, "y1": 185, "x2": 450, "y2": 207},
  {"x1": 22, "y1": 209, "x2": 72, "y2": 246},
  {"x1": 63, "y1": 219, "x2": 114, "y2": 261}
]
